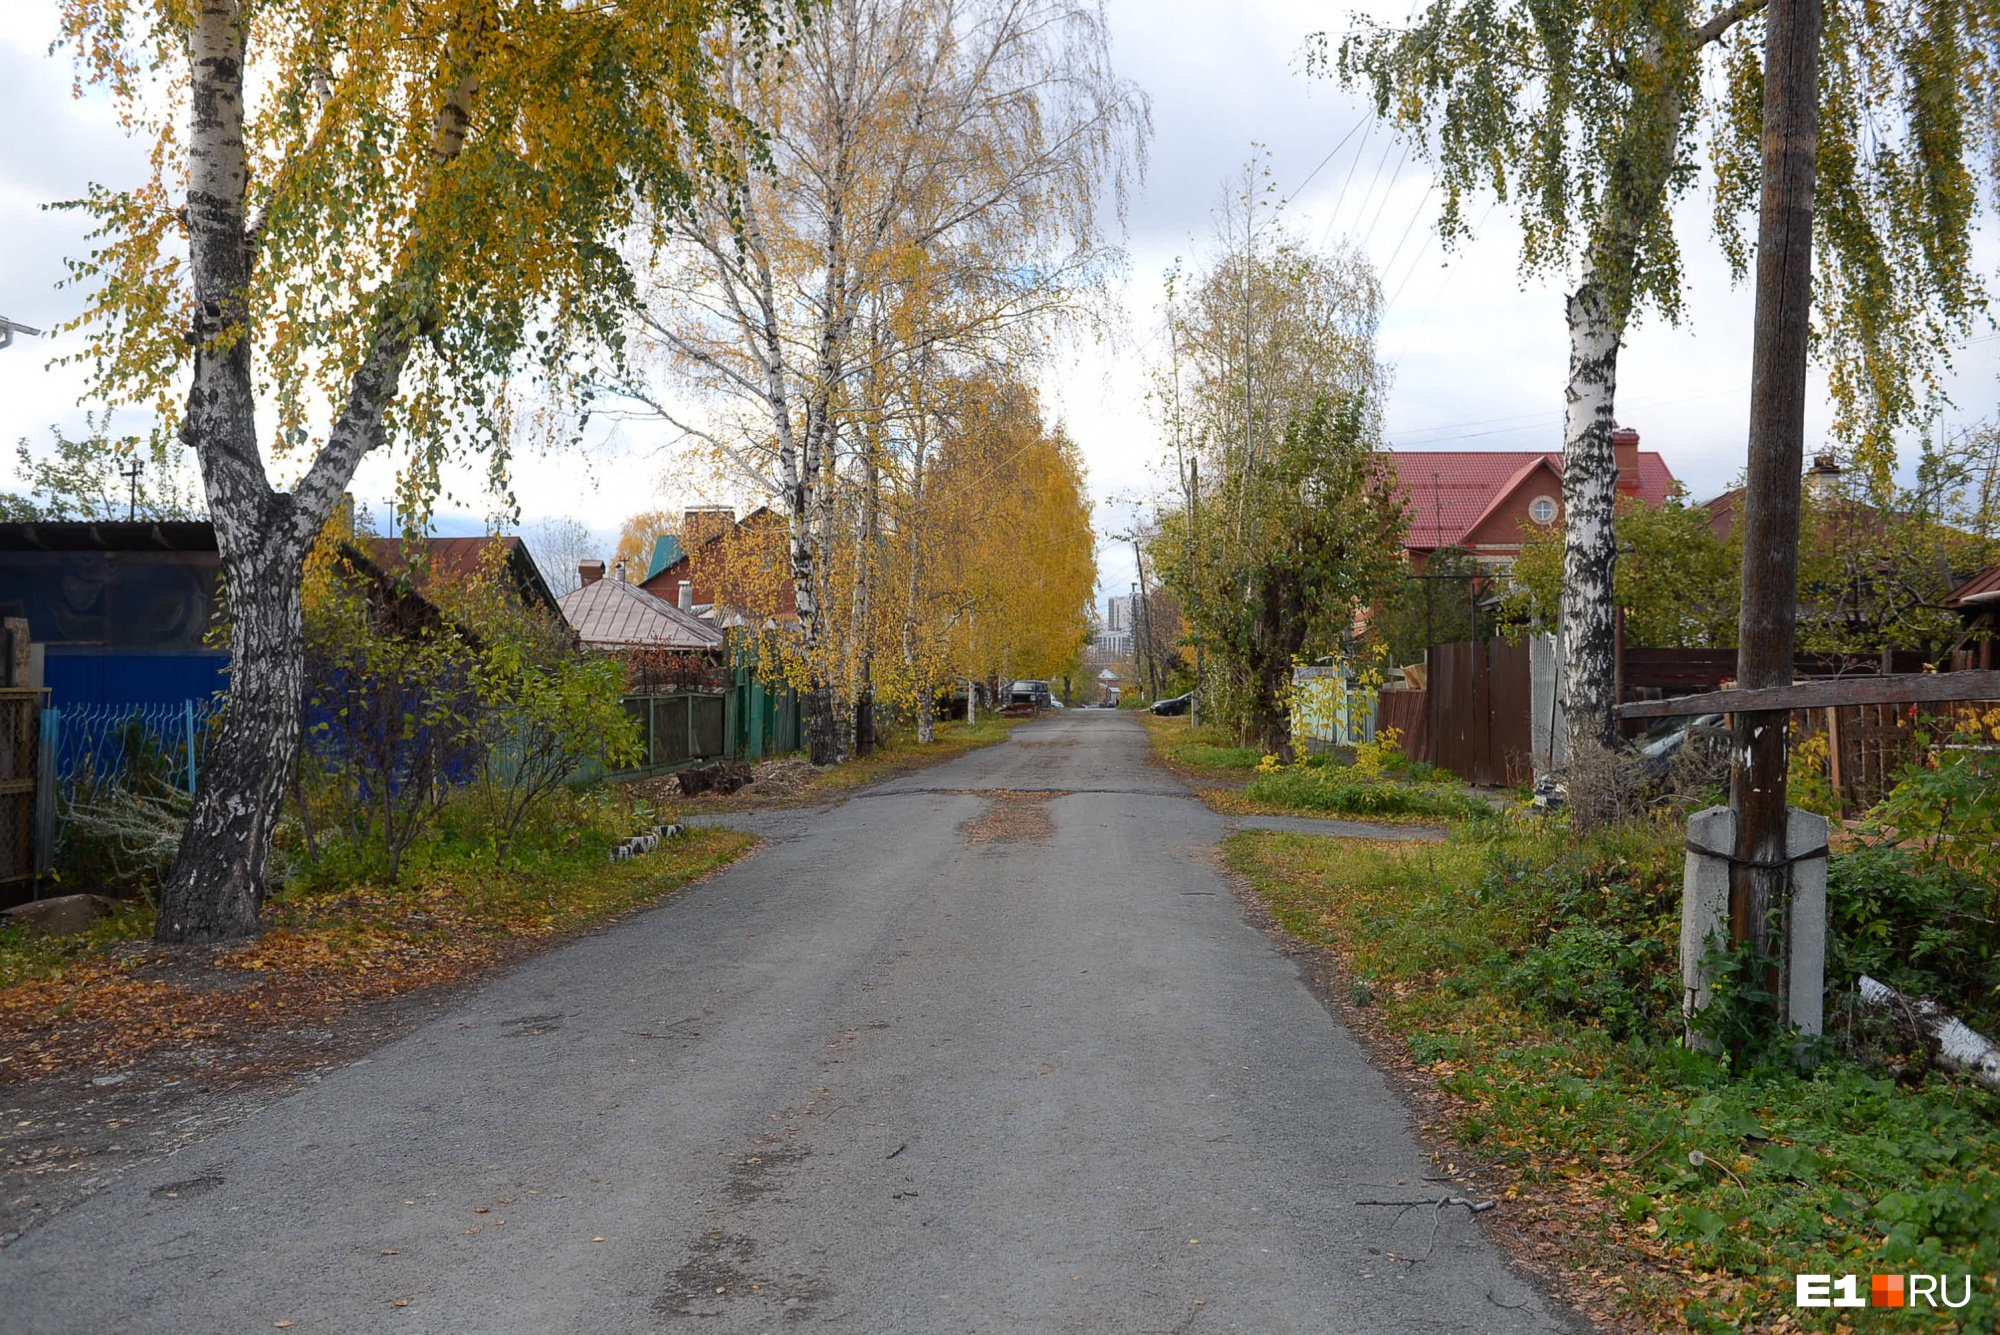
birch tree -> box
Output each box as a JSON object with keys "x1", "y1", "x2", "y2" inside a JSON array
[
  {"x1": 1148, "y1": 187, "x2": 1405, "y2": 753},
  {"x1": 624, "y1": 0, "x2": 1142, "y2": 762},
  {"x1": 55, "y1": 0, "x2": 791, "y2": 940},
  {"x1": 1328, "y1": 0, "x2": 2000, "y2": 758}
]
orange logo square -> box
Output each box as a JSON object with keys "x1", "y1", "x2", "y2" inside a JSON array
[{"x1": 1872, "y1": 1274, "x2": 1905, "y2": 1307}]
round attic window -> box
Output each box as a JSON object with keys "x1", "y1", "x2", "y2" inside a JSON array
[{"x1": 1529, "y1": 496, "x2": 1557, "y2": 525}]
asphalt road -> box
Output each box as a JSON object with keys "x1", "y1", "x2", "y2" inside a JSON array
[{"x1": 0, "y1": 710, "x2": 1579, "y2": 1334}]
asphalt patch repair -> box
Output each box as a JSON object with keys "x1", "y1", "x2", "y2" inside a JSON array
[{"x1": 955, "y1": 791, "x2": 1055, "y2": 845}]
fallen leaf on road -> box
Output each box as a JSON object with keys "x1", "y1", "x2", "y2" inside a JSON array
[
  {"x1": 380, "y1": 1249, "x2": 399, "y2": 1256},
  {"x1": 473, "y1": 1207, "x2": 489, "y2": 1213},
  {"x1": 275, "y1": 1324, "x2": 293, "y2": 1330},
  {"x1": 592, "y1": 1236, "x2": 605, "y2": 1242},
  {"x1": 391, "y1": 1299, "x2": 409, "y2": 1308}
]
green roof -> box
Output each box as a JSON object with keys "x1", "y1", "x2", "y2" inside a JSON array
[{"x1": 645, "y1": 533, "x2": 684, "y2": 580}]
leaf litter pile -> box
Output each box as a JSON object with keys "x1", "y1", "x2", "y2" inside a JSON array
[{"x1": 0, "y1": 828, "x2": 753, "y2": 1084}]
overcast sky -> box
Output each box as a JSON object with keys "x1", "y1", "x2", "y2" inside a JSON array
[{"x1": 2, "y1": 1, "x2": 1995, "y2": 606}]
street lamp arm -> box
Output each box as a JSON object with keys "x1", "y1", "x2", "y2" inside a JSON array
[{"x1": 0, "y1": 318, "x2": 44, "y2": 350}]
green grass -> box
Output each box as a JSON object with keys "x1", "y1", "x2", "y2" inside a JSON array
[
  {"x1": 1228, "y1": 821, "x2": 2000, "y2": 1333},
  {"x1": 1138, "y1": 714, "x2": 1264, "y2": 776},
  {"x1": 1240, "y1": 766, "x2": 1491, "y2": 822}
]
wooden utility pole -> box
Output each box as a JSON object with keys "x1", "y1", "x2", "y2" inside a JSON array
[{"x1": 1730, "y1": 0, "x2": 1823, "y2": 974}]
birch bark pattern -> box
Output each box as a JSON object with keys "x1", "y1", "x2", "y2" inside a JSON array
[
  {"x1": 1559, "y1": 274, "x2": 1624, "y2": 776},
  {"x1": 158, "y1": 2, "x2": 447, "y2": 939}
]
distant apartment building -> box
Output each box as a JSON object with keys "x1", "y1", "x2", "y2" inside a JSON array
[{"x1": 1088, "y1": 593, "x2": 1134, "y2": 662}]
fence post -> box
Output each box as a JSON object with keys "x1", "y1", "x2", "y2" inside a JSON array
[
  {"x1": 183, "y1": 699, "x2": 198, "y2": 793},
  {"x1": 34, "y1": 708, "x2": 57, "y2": 878}
]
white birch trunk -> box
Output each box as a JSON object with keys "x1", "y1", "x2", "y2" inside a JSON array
[
  {"x1": 1559, "y1": 274, "x2": 1624, "y2": 778},
  {"x1": 158, "y1": 3, "x2": 448, "y2": 939},
  {"x1": 1859, "y1": 975, "x2": 2000, "y2": 1090}
]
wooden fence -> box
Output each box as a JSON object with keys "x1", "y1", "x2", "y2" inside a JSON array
[
  {"x1": 1424, "y1": 637, "x2": 1534, "y2": 788},
  {"x1": 1376, "y1": 688, "x2": 1427, "y2": 762}
]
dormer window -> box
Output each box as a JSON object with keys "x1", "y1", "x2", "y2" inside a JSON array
[{"x1": 1529, "y1": 496, "x2": 1557, "y2": 525}]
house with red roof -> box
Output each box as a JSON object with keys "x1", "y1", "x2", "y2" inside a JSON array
[{"x1": 1380, "y1": 428, "x2": 1676, "y2": 572}]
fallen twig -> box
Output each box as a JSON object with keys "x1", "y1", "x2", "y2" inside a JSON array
[{"x1": 1354, "y1": 1194, "x2": 1496, "y2": 1264}]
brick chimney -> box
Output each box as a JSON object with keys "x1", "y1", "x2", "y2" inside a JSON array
[
  {"x1": 1804, "y1": 453, "x2": 1843, "y2": 499},
  {"x1": 578, "y1": 559, "x2": 605, "y2": 587},
  {"x1": 683, "y1": 506, "x2": 735, "y2": 548},
  {"x1": 1612, "y1": 426, "x2": 1642, "y2": 493},
  {"x1": 677, "y1": 579, "x2": 694, "y2": 611}
]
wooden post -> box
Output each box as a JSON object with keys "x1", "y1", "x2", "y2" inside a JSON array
[
  {"x1": 1823, "y1": 706, "x2": 1844, "y2": 807},
  {"x1": 1729, "y1": 0, "x2": 1823, "y2": 992}
]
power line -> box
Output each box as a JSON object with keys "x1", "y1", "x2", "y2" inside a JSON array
[
  {"x1": 1357, "y1": 141, "x2": 1412, "y2": 252},
  {"x1": 1285, "y1": 120, "x2": 1368, "y2": 203},
  {"x1": 1339, "y1": 133, "x2": 1400, "y2": 246},
  {"x1": 1377, "y1": 182, "x2": 1436, "y2": 285},
  {"x1": 1318, "y1": 120, "x2": 1376, "y2": 247}
]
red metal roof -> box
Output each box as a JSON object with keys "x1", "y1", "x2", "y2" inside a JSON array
[
  {"x1": 1946, "y1": 560, "x2": 2000, "y2": 609},
  {"x1": 1380, "y1": 450, "x2": 1676, "y2": 550}
]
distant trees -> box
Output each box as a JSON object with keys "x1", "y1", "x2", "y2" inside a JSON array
[
  {"x1": 622, "y1": 0, "x2": 1142, "y2": 759},
  {"x1": 1148, "y1": 182, "x2": 1406, "y2": 754}
]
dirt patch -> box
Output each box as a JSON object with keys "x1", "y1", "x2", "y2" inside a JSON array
[{"x1": 955, "y1": 791, "x2": 1055, "y2": 845}]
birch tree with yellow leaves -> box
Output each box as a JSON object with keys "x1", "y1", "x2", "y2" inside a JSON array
[
  {"x1": 621, "y1": 0, "x2": 1143, "y2": 762},
  {"x1": 53, "y1": 0, "x2": 799, "y2": 940}
]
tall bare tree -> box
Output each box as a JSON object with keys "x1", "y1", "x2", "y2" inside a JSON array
[{"x1": 622, "y1": 0, "x2": 1143, "y2": 761}]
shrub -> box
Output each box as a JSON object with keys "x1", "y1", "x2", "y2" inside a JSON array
[{"x1": 1827, "y1": 844, "x2": 2000, "y2": 1035}]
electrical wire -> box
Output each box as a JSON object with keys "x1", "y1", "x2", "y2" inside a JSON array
[
  {"x1": 1358, "y1": 141, "x2": 1412, "y2": 252},
  {"x1": 1285, "y1": 120, "x2": 1368, "y2": 203}
]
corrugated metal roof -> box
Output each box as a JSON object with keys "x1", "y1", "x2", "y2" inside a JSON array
[
  {"x1": 557, "y1": 577, "x2": 723, "y2": 650},
  {"x1": 1381, "y1": 450, "x2": 1676, "y2": 549}
]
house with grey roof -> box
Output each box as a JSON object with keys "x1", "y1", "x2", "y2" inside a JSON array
[{"x1": 557, "y1": 567, "x2": 724, "y2": 654}]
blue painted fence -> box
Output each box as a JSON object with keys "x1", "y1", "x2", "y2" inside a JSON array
[{"x1": 42, "y1": 699, "x2": 214, "y2": 800}]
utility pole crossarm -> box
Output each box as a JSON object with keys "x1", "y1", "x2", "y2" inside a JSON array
[{"x1": 1619, "y1": 670, "x2": 2000, "y2": 718}]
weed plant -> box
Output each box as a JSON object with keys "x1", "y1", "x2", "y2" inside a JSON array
[{"x1": 1230, "y1": 817, "x2": 2000, "y2": 1332}]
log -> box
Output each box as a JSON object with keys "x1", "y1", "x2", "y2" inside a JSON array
[
  {"x1": 1616, "y1": 670, "x2": 2000, "y2": 718},
  {"x1": 1858, "y1": 974, "x2": 2000, "y2": 1091}
]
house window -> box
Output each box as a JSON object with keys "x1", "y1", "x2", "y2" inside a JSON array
[{"x1": 1529, "y1": 495, "x2": 1557, "y2": 524}]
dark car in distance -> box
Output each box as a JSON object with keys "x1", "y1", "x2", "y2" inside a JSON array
[{"x1": 1008, "y1": 679, "x2": 1057, "y2": 710}]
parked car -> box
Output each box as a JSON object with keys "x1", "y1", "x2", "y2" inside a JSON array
[
  {"x1": 1149, "y1": 692, "x2": 1193, "y2": 716},
  {"x1": 1008, "y1": 679, "x2": 1056, "y2": 709}
]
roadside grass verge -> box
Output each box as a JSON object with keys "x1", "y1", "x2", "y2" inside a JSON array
[
  {"x1": 1237, "y1": 765, "x2": 1492, "y2": 823},
  {"x1": 1138, "y1": 714, "x2": 1264, "y2": 779},
  {"x1": 1141, "y1": 713, "x2": 1486, "y2": 826},
  {"x1": 0, "y1": 792, "x2": 753, "y2": 1080},
  {"x1": 1228, "y1": 822, "x2": 2000, "y2": 1333}
]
